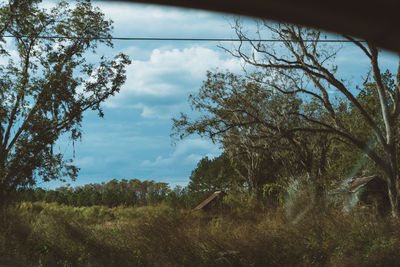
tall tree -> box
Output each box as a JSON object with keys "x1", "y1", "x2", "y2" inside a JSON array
[
  {"x1": 0, "y1": 0, "x2": 131, "y2": 205},
  {"x1": 188, "y1": 153, "x2": 241, "y2": 193},
  {"x1": 225, "y1": 22, "x2": 400, "y2": 216},
  {"x1": 173, "y1": 72, "x2": 334, "y2": 200}
]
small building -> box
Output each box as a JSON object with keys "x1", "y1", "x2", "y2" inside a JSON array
[
  {"x1": 349, "y1": 175, "x2": 377, "y2": 193},
  {"x1": 194, "y1": 191, "x2": 226, "y2": 212},
  {"x1": 347, "y1": 175, "x2": 390, "y2": 215}
]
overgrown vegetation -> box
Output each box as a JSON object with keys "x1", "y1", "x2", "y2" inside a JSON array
[
  {"x1": 14, "y1": 176, "x2": 222, "y2": 209},
  {"x1": 173, "y1": 21, "x2": 400, "y2": 215},
  {"x1": 1, "y1": 0, "x2": 400, "y2": 265},
  {"x1": 2, "y1": 201, "x2": 400, "y2": 266}
]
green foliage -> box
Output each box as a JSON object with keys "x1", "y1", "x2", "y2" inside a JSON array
[
  {"x1": 173, "y1": 71, "x2": 309, "y2": 199},
  {"x1": 163, "y1": 185, "x2": 193, "y2": 209},
  {"x1": 17, "y1": 178, "x2": 172, "y2": 207},
  {"x1": 185, "y1": 153, "x2": 243, "y2": 207},
  {"x1": 188, "y1": 153, "x2": 238, "y2": 193},
  {"x1": 174, "y1": 21, "x2": 400, "y2": 215},
  {"x1": 173, "y1": 70, "x2": 351, "y2": 202},
  {"x1": 2, "y1": 202, "x2": 400, "y2": 266},
  {"x1": 0, "y1": 0, "x2": 131, "y2": 205},
  {"x1": 222, "y1": 190, "x2": 259, "y2": 219}
]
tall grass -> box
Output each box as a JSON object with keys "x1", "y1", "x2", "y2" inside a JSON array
[{"x1": 1, "y1": 202, "x2": 399, "y2": 266}]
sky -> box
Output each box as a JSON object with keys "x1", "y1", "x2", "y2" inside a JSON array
[
  {"x1": 29, "y1": 0, "x2": 398, "y2": 189},
  {"x1": 42, "y1": 0, "x2": 245, "y2": 189}
]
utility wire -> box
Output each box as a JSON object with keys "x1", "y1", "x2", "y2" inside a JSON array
[{"x1": 0, "y1": 35, "x2": 364, "y2": 42}]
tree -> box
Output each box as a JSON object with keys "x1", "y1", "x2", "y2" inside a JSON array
[
  {"x1": 224, "y1": 21, "x2": 400, "y2": 216},
  {"x1": 0, "y1": 0, "x2": 131, "y2": 205},
  {"x1": 188, "y1": 153, "x2": 240, "y2": 193},
  {"x1": 173, "y1": 71, "x2": 335, "y2": 201},
  {"x1": 173, "y1": 22, "x2": 400, "y2": 215}
]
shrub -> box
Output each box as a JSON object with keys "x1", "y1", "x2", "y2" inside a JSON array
[{"x1": 2, "y1": 202, "x2": 400, "y2": 266}]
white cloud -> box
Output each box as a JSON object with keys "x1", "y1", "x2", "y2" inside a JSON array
[
  {"x1": 74, "y1": 156, "x2": 96, "y2": 168},
  {"x1": 132, "y1": 103, "x2": 185, "y2": 119},
  {"x1": 105, "y1": 46, "x2": 243, "y2": 118},
  {"x1": 95, "y1": 2, "x2": 233, "y2": 37},
  {"x1": 141, "y1": 138, "x2": 221, "y2": 167}
]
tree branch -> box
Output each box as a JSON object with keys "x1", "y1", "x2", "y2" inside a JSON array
[
  {"x1": 369, "y1": 43, "x2": 392, "y2": 146},
  {"x1": 343, "y1": 35, "x2": 372, "y2": 59},
  {"x1": 2, "y1": 37, "x2": 35, "y2": 152}
]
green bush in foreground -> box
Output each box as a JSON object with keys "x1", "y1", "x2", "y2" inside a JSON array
[{"x1": 1, "y1": 202, "x2": 400, "y2": 266}]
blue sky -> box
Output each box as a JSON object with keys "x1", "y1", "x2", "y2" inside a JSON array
[
  {"x1": 42, "y1": 1, "x2": 245, "y2": 188},
  {"x1": 35, "y1": 1, "x2": 398, "y2": 189}
]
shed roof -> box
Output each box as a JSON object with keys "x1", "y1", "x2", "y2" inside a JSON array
[
  {"x1": 194, "y1": 191, "x2": 223, "y2": 210},
  {"x1": 349, "y1": 175, "x2": 377, "y2": 193}
]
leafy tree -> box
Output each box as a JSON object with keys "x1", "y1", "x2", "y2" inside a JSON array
[
  {"x1": 188, "y1": 153, "x2": 240, "y2": 193},
  {"x1": 34, "y1": 187, "x2": 46, "y2": 201},
  {"x1": 0, "y1": 0, "x2": 131, "y2": 205},
  {"x1": 44, "y1": 189, "x2": 58, "y2": 203},
  {"x1": 224, "y1": 22, "x2": 400, "y2": 216},
  {"x1": 186, "y1": 153, "x2": 242, "y2": 205},
  {"x1": 17, "y1": 179, "x2": 175, "y2": 207},
  {"x1": 173, "y1": 23, "x2": 400, "y2": 212},
  {"x1": 173, "y1": 71, "x2": 335, "y2": 201},
  {"x1": 147, "y1": 181, "x2": 170, "y2": 205},
  {"x1": 164, "y1": 185, "x2": 191, "y2": 208}
]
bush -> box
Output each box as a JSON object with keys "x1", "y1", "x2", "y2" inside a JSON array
[{"x1": 2, "y1": 202, "x2": 400, "y2": 266}]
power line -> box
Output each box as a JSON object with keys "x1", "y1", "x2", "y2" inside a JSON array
[{"x1": 0, "y1": 35, "x2": 363, "y2": 42}]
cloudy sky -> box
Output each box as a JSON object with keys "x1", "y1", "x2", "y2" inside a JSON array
[
  {"x1": 42, "y1": 0, "x2": 244, "y2": 188},
  {"x1": 40, "y1": 0, "x2": 398, "y2": 189}
]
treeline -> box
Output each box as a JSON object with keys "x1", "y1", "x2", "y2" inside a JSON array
[{"x1": 16, "y1": 179, "x2": 193, "y2": 208}]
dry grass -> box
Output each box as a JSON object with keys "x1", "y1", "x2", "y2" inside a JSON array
[{"x1": 1, "y1": 202, "x2": 400, "y2": 266}]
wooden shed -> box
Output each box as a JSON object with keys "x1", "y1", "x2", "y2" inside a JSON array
[
  {"x1": 194, "y1": 191, "x2": 226, "y2": 212},
  {"x1": 348, "y1": 175, "x2": 390, "y2": 214}
]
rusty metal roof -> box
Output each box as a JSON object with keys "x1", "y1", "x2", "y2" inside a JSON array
[
  {"x1": 349, "y1": 175, "x2": 377, "y2": 193},
  {"x1": 194, "y1": 191, "x2": 222, "y2": 210}
]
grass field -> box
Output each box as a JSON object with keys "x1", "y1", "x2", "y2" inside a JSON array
[{"x1": 1, "y1": 202, "x2": 400, "y2": 266}]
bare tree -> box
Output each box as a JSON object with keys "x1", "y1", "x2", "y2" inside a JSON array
[{"x1": 225, "y1": 21, "x2": 400, "y2": 216}]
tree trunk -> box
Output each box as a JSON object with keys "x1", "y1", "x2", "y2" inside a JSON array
[
  {"x1": 387, "y1": 177, "x2": 399, "y2": 217},
  {"x1": 385, "y1": 146, "x2": 399, "y2": 217},
  {"x1": 0, "y1": 186, "x2": 7, "y2": 209}
]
